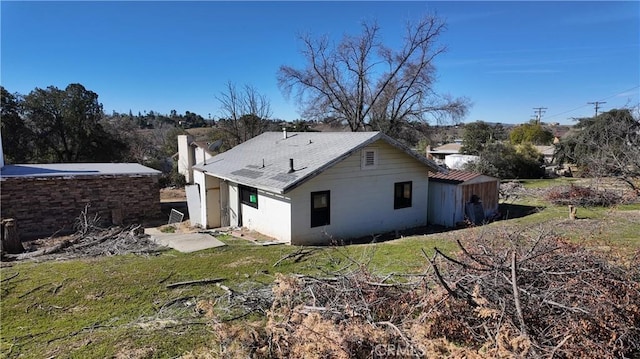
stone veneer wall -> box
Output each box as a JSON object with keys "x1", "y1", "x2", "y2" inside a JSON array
[{"x1": 0, "y1": 174, "x2": 161, "y2": 239}]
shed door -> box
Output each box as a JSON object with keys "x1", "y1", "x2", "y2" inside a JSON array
[{"x1": 207, "y1": 187, "x2": 221, "y2": 228}]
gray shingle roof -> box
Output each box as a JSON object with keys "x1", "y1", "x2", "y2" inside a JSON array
[
  {"x1": 0, "y1": 163, "x2": 161, "y2": 178},
  {"x1": 193, "y1": 131, "x2": 440, "y2": 194}
]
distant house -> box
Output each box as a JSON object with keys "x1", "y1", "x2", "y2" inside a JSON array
[
  {"x1": 177, "y1": 135, "x2": 221, "y2": 183},
  {"x1": 426, "y1": 142, "x2": 462, "y2": 165},
  {"x1": 426, "y1": 142, "x2": 478, "y2": 170},
  {"x1": 189, "y1": 131, "x2": 442, "y2": 245},
  {"x1": 534, "y1": 145, "x2": 556, "y2": 165},
  {"x1": 427, "y1": 170, "x2": 499, "y2": 227}
]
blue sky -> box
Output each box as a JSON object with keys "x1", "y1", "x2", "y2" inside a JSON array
[{"x1": 1, "y1": 1, "x2": 638, "y2": 125}]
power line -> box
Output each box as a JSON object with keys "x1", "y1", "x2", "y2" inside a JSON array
[
  {"x1": 587, "y1": 101, "x2": 606, "y2": 116},
  {"x1": 532, "y1": 107, "x2": 547, "y2": 124},
  {"x1": 544, "y1": 85, "x2": 640, "y2": 120}
]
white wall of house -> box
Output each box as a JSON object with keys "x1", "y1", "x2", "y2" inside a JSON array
[
  {"x1": 287, "y1": 139, "x2": 430, "y2": 245},
  {"x1": 238, "y1": 190, "x2": 292, "y2": 242},
  {"x1": 177, "y1": 135, "x2": 195, "y2": 183},
  {"x1": 228, "y1": 182, "x2": 239, "y2": 227},
  {"x1": 193, "y1": 170, "x2": 221, "y2": 228},
  {"x1": 194, "y1": 147, "x2": 214, "y2": 167}
]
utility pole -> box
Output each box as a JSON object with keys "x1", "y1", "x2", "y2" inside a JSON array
[
  {"x1": 587, "y1": 101, "x2": 606, "y2": 117},
  {"x1": 532, "y1": 107, "x2": 547, "y2": 125}
]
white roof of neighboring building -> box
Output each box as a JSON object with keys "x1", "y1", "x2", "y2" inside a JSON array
[
  {"x1": 194, "y1": 131, "x2": 440, "y2": 194},
  {"x1": 0, "y1": 163, "x2": 161, "y2": 178},
  {"x1": 534, "y1": 145, "x2": 556, "y2": 156},
  {"x1": 428, "y1": 142, "x2": 462, "y2": 155}
]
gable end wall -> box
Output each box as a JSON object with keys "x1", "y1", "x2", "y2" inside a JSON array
[{"x1": 288, "y1": 139, "x2": 430, "y2": 245}]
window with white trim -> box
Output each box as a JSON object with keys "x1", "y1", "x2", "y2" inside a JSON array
[
  {"x1": 310, "y1": 191, "x2": 330, "y2": 227},
  {"x1": 394, "y1": 181, "x2": 412, "y2": 209}
]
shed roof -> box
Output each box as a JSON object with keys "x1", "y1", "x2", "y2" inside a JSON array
[
  {"x1": 0, "y1": 163, "x2": 161, "y2": 178},
  {"x1": 194, "y1": 131, "x2": 440, "y2": 194},
  {"x1": 429, "y1": 170, "x2": 497, "y2": 184}
]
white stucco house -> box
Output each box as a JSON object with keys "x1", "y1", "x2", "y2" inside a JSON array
[{"x1": 190, "y1": 131, "x2": 442, "y2": 245}]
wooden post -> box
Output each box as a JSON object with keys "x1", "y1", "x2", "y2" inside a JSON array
[
  {"x1": 568, "y1": 205, "x2": 577, "y2": 220},
  {"x1": 1, "y1": 219, "x2": 24, "y2": 254}
]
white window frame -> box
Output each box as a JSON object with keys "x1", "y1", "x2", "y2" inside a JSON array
[{"x1": 361, "y1": 148, "x2": 378, "y2": 170}]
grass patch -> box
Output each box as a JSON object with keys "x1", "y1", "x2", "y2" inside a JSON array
[
  {"x1": 159, "y1": 225, "x2": 176, "y2": 233},
  {"x1": 514, "y1": 177, "x2": 580, "y2": 189},
  {"x1": 1, "y1": 235, "x2": 452, "y2": 358}
]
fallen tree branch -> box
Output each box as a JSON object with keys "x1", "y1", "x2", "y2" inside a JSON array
[
  {"x1": 166, "y1": 278, "x2": 225, "y2": 289},
  {"x1": 510, "y1": 251, "x2": 527, "y2": 336},
  {"x1": 273, "y1": 248, "x2": 318, "y2": 267},
  {"x1": 158, "y1": 270, "x2": 176, "y2": 284},
  {"x1": 1, "y1": 272, "x2": 19, "y2": 283},
  {"x1": 18, "y1": 283, "x2": 49, "y2": 298}
]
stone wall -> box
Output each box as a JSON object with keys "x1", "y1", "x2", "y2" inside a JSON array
[{"x1": 0, "y1": 174, "x2": 161, "y2": 239}]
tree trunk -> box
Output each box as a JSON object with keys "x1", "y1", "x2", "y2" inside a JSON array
[{"x1": 1, "y1": 219, "x2": 24, "y2": 254}]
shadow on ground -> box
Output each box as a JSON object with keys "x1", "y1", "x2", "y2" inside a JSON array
[
  {"x1": 498, "y1": 203, "x2": 544, "y2": 220},
  {"x1": 340, "y1": 203, "x2": 544, "y2": 246}
]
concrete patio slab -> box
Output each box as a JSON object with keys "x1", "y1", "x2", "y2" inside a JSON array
[{"x1": 145, "y1": 229, "x2": 226, "y2": 253}]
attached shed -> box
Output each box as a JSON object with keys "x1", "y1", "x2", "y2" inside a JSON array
[{"x1": 427, "y1": 170, "x2": 499, "y2": 227}]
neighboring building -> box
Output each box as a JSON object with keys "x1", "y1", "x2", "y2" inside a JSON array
[
  {"x1": 177, "y1": 135, "x2": 220, "y2": 183},
  {"x1": 444, "y1": 154, "x2": 479, "y2": 170},
  {"x1": 534, "y1": 145, "x2": 556, "y2": 165},
  {"x1": 427, "y1": 170, "x2": 499, "y2": 228},
  {"x1": 426, "y1": 142, "x2": 478, "y2": 170},
  {"x1": 426, "y1": 142, "x2": 462, "y2": 165},
  {"x1": 190, "y1": 131, "x2": 442, "y2": 245},
  {"x1": 0, "y1": 163, "x2": 161, "y2": 239}
]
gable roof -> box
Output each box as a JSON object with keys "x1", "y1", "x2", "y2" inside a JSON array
[
  {"x1": 194, "y1": 131, "x2": 440, "y2": 194},
  {"x1": 429, "y1": 170, "x2": 496, "y2": 184}
]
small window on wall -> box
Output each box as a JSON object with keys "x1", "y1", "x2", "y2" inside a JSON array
[
  {"x1": 311, "y1": 191, "x2": 330, "y2": 227},
  {"x1": 240, "y1": 185, "x2": 258, "y2": 208},
  {"x1": 361, "y1": 148, "x2": 378, "y2": 169},
  {"x1": 394, "y1": 181, "x2": 412, "y2": 209}
]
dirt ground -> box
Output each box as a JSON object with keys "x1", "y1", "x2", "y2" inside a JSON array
[{"x1": 160, "y1": 187, "x2": 186, "y2": 202}]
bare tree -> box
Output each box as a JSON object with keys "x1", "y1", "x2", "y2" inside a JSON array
[
  {"x1": 216, "y1": 82, "x2": 272, "y2": 145},
  {"x1": 278, "y1": 15, "x2": 469, "y2": 137},
  {"x1": 555, "y1": 108, "x2": 640, "y2": 193}
]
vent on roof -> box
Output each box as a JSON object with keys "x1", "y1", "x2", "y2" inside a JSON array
[{"x1": 288, "y1": 158, "x2": 295, "y2": 173}]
